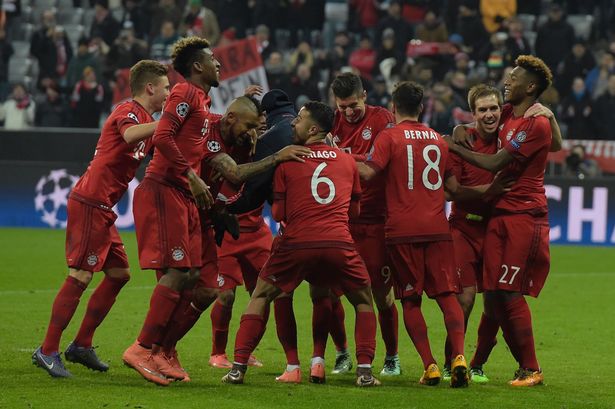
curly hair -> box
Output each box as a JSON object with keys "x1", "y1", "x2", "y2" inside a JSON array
[
  {"x1": 171, "y1": 36, "x2": 211, "y2": 78},
  {"x1": 467, "y1": 84, "x2": 503, "y2": 112},
  {"x1": 129, "y1": 60, "x2": 168, "y2": 95},
  {"x1": 515, "y1": 55, "x2": 553, "y2": 97}
]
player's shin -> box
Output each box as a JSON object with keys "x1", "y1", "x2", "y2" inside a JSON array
[
  {"x1": 274, "y1": 296, "x2": 299, "y2": 365},
  {"x1": 401, "y1": 297, "x2": 436, "y2": 369}
]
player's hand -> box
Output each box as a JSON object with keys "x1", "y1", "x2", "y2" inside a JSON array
[
  {"x1": 274, "y1": 145, "x2": 312, "y2": 163},
  {"x1": 486, "y1": 171, "x2": 515, "y2": 198},
  {"x1": 244, "y1": 85, "x2": 263, "y2": 97},
  {"x1": 442, "y1": 134, "x2": 458, "y2": 152},
  {"x1": 452, "y1": 124, "x2": 474, "y2": 149},
  {"x1": 211, "y1": 209, "x2": 240, "y2": 246},
  {"x1": 524, "y1": 102, "x2": 554, "y2": 119},
  {"x1": 248, "y1": 128, "x2": 258, "y2": 156},
  {"x1": 187, "y1": 170, "x2": 214, "y2": 209}
]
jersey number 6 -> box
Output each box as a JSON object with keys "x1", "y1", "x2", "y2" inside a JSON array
[{"x1": 311, "y1": 162, "x2": 336, "y2": 204}]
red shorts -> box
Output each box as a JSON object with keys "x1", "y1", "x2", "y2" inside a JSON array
[
  {"x1": 134, "y1": 178, "x2": 201, "y2": 270},
  {"x1": 351, "y1": 223, "x2": 394, "y2": 291},
  {"x1": 197, "y1": 225, "x2": 221, "y2": 289},
  {"x1": 260, "y1": 245, "x2": 370, "y2": 294},
  {"x1": 65, "y1": 198, "x2": 129, "y2": 272},
  {"x1": 482, "y1": 213, "x2": 550, "y2": 297},
  {"x1": 450, "y1": 220, "x2": 487, "y2": 290},
  {"x1": 217, "y1": 222, "x2": 273, "y2": 293},
  {"x1": 387, "y1": 241, "x2": 461, "y2": 299}
]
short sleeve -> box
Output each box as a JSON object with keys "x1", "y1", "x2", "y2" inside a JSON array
[
  {"x1": 504, "y1": 117, "x2": 550, "y2": 163},
  {"x1": 116, "y1": 105, "x2": 141, "y2": 136},
  {"x1": 161, "y1": 83, "x2": 194, "y2": 128},
  {"x1": 366, "y1": 129, "x2": 392, "y2": 171}
]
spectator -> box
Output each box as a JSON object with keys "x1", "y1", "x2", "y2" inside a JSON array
[
  {"x1": 348, "y1": 0, "x2": 380, "y2": 36},
  {"x1": 90, "y1": 0, "x2": 121, "y2": 47},
  {"x1": 30, "y1": 12, "x2": 73, "y2": 89},
  {"x1": 349, "y1": 35, "x2": 376, "y2": 80},
  {"x1": 0, "y1": 83, "x2": 35, "y2": 129},
  {"x1": 373, "y1": 28, "x2": 405, "y2": 77},
  {"x1": 289, "y1": 41, "x2": 314, "y2": 72},
  {"x1": 265, "y1": 51, "x2": 290, "y2": 91},
  {"x1": 505, "y1": 18, "x2": 530, "y2": 61},
  {"x1": 287, "y1": 63, "x2": 320, "y2": 109},
  {"x1": 479, "y1": 32, "x2": 513, "y2": 71},
  {"x1": 556, "y1": 39, "x2": 597, "y2": 98},
  {"x1": 35, "y1": 82, "x2": 69, "y2": 127},
  {"x1": 66, "y1": 37, "x2": 102, "y2": 90},
  {"x1": 480, "y1": 0, "x2": 517, "y2": 33},
  {"x1": 590, "y1": 73, "x2": 615, "y2": 140},
  {"x1": 565, "y1": 145, "x2": 601, "y2": 179},
  {"x1": 366, "y1": 75, "x2": 392, "y2": 108},
  {"x1": 0, "y1": 28, "x2": 14, "y2": 101},
  {"x1": 535, "y1": 3, "x2": 575, "y2": 72},
  {"x1": 254, "y1": 24, "x2": 273, "y2": 61},
  {"x1": 184, "y1": 0, "x2": 220, "y2": 45},
  {"x1": 119, "y1": 0, "x2": 149, "y2": 40},
  {"x1": 415, "y1": 10, "x2": 449, "y2": 43},
  {"x1": 315, "y1": 30, "x2": 352, "y2": 74},
  {"x1": 106, "y1": 26, "x2": 148, "y2": 77},
  {"x1": 585, "y1": 52, "x2": 615, "y2": 100},
  {"x1": 70, "y1": 66, "x2": 104, "y2": 128},
  {"x1": 559, "y1": 77, "x2": 594, "y2": 139},
  {"x1": 216, "y1": 0, "x2": 250, "y2": 40},
  {"x1": 455, "y1": 3, "x2": 488, "y2": 59},
  {"x1": 149, "y1": 0, "x2": 183, "y2": 41},
  {"x1": 376, "y1": 1, "x2": 412, "y2": 57},
  {"x1": 150, "y1": 20, "x2": 180, "y2": 63}
]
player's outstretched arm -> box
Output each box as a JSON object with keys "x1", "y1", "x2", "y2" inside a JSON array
[
  {"x1": 524, "y1": 103, "x2": 562, "y2": 152},
  {"x1": 445, "y1": 173, "x2": 513, "y2": 202},
  {"x1": 208, "y1": 145, "x2": 311, "y2": 185},
  {"x1": 122, "y1": 121, "x2": 159, "y2": 144},
  {"x1": 446, "y1": 136, "x2": 513, "y2": 172}
]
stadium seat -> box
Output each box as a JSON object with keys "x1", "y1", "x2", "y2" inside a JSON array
[
  {"x1": 57, "y1": 7, "x2": 84, "y2": 25},
  {"x1": 8, "y1": 57, "x2": 33, "y2": 84},
  {"x1": 63, "y1": 24, "x2": 85, "y2": 46},
  {"x1": 567, "y1": 14, "x2": 594, "y2": 40},
  {"x1": 517, "y1": 14, "x2": 536, "y2": 30}
]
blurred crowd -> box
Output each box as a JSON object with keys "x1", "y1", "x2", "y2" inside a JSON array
[{"x1": 1, "y1": 0, "x2": 615, "y2": 146}]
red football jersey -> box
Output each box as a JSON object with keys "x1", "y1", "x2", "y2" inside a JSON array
[
  {"x1": 71, "y1": 100, "x2": 153, "y2": 207},
  {"x1": 273, "y1": 142, "x2": 361, "y2": 249},
  {"x1": 495, "y1": 104, "x2": 551, "y2": 213},
  {"x1": 448, "y1": 127, "x2": 497, "y2": 223},
  {"x1": 146, "y1": 81, "x2": 211, "y2": 192},
  {"x1": 200, "y1": 115, "x2": 231, "y2": 194},
  {"x1": 367, "y1": 120, "x2": 451, "y2": 243},
  {"x1": 332, "y1": 105, "x2": 394, "y2": 223}
]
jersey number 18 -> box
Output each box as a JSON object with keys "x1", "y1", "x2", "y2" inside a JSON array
[{"x1": 406, "y1": 144, "x2": 442, "y2": 191}]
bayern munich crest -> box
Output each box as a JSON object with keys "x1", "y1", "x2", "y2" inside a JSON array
[
  {"x1": 361, "y1": 127, "x2": 372, "y2": 140},
  {"x1": 207, "y1": 140, "x2": 221, "y2": 152},
  {"x1": 176, "y1": 102, "x2": 189, "y2": 118},
  {"x1": 515, "y1": 131, "x2": 527, "y2": 142},
  {"x1": 171, "y1": 247, "x2": 185, "y2": 261},
  {"x1": 87, "y1": 254, "x2": 98, "y2": 266}
]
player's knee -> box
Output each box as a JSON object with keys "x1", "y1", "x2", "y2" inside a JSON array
[
  {"x1": 104, "y1": 268, "x2": 131, "y2": 281},
  {"x1": 252, "y1": 279, "x2": 281, "y2": 302},
  {"x1": 69, "y1": 269, "x2": 93, "y2": 286},
  {"x1": 372, "y1": 287, "x2": 394, "y2": 310},
  {"x1": 194, "y1": 286, "x2": 218, "y2": 308},
  {"x1": 346, "y1": 287, "x2": 374, "y2": 310},
  {"x1": 159, "y1": 268, "x2": 190, "y2": 290},
  {"x1": 217, "y1": 289, "x2": 235, "y2": 307}
]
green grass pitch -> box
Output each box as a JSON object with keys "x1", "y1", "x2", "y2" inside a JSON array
[{"x1": 1, "y1": 228, "x2": 614, "y2": 409}]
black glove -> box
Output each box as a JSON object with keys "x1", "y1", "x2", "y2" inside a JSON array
[{"x1": 211, "y1": 211, "x2": 240, "y2": 247}]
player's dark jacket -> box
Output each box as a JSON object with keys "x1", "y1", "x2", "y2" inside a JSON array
[{"x1": 228, "y1": 90, "x2": 296, "y2": 214}]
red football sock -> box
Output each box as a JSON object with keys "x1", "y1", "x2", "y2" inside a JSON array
[
  {"x1": 491, "y1": 298, "x2": 522, "y2": 363},
  {"x1": 234, "y1": 314, "x2": 266, "y2": 365},
  {"x1": 330, "y1": 298, "x2": 348, "y2": 352},
  {"x1": 42, "y1": 276, "x2": 87, "y2": 355},
  {"x1": 210, "y1": 300, "x2": 233, "y2": 356},
  {"x1": 401, "y1": 298, "x2": 436, "y2": 369},
  {"x1": 137, "y1": 284, "x2": 180, "y2": 348},
  {"x1": 436, "y1": 294, "x2": 465, "y2": 359},
  {"x1": 160, "y1": 291, "x2": 202, "y2": 353},
  {"x1": 501, "y1": 296, "x2": 540, "y2": 371},
  {"x1": 378, "y1": 303, "x2": 399, "y2": 357},
  {"x1": 273, "y1": 297, "x2": 299, "y2": 365},
  {"x1": 355, "y1": 311, "x2": 376, "y2": 365},
  {"x1": 74, "y1": 275, "x2": 129, "y2": 348},
  {"x1": 311, "y1": 296, "x2": 332, "y2": 358},
  {"x1": 470, "y1": 312, "x2": 499, "y2": 368}
]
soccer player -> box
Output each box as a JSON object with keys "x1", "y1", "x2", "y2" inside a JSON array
[
  {"x1": 317, "y1": 72, "x2": 401, "y2": 377},
  {"x1": 222, "y1": 101, "x2": 381, "y2": 387},
  {"x1": 156, "y1": 96, "x2": 310, "y2": 374},
  {"x1": 122, "y1": 36, "x2": 219, "y2": 386},
  {"x1": 358, "y1": 81, "x2": 471, "y2": 388},
  {"x1": 447, "y1": 55, "x2": 554, "y2": 387},
  {"x1": 32, "y1": 60, "x2": 170, "y2": 378}
]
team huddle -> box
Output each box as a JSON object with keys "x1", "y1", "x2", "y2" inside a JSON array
[{"x1": 31, "y1": 36, "x2": 561, "y2": 389}]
